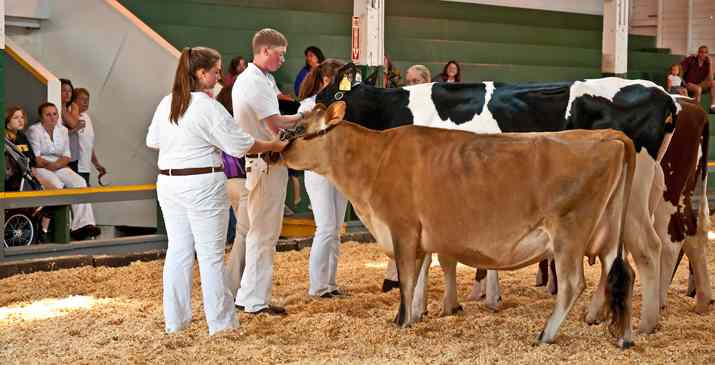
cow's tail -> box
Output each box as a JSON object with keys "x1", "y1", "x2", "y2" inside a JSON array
[{"x1": 605, "y1": 133, "x2": 635, "y2": 342}]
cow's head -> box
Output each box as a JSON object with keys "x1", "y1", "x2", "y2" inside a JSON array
[
  {"x1": 282, "y1": 101, "x2": 347, "y2": 174},
  {"x1": 315, "y1": 63, "x2": 361, "y2": 106}
]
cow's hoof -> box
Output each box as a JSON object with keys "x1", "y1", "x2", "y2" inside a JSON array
[
  {"x1": 382, "y1": 279, "x2": 400, "y2": 293},
  {"x1": 585, "y1": 313, "x2": 604, "y2": 325},
  {"x1": 536, "y1": 331, "x2": 554, "y2": 345},
  {"x1": 440, "y1": 304, "x2": 463, "y2": 316},
  {"x1": 618, "y1": 339, "x2": 635, "y2": 349},
  {"x1": 694, "y1": 300, "x2": 713, "y2": 314},
  {"x1": 687, "y1": 287, "x2": 696, "y2": 298},
  {"x1": 637, "y1": 323, "x2": 657, "y2": 335}
]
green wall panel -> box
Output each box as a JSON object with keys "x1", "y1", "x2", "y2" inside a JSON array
[{"x1": 119, "y1": 0, "x2": 676, "y2": 90}]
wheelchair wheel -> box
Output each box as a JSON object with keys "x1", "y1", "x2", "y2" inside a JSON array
[{"x1": 3, "y1": 213, "x2": 35, "y2": 247}]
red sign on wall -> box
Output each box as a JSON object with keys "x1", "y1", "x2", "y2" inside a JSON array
[{"x1": 351, "y1": 16, "x2": 360, "y2": 62}]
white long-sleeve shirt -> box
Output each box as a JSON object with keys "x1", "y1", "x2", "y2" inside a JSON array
[
  {"x1": 26, "y1": 122, "x2": 71, "y2": 163},
  {"x1": 146, "y1": 92, "x2": 255, "y2": 170}
]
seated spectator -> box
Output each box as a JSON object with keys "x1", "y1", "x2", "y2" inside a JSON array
[
  {"x1": 223, "y1": 56, "x2": 247, "y2": 88},
  {"x1": 433, "y1": 60, "x2": 461, "y2": 83},
  {"x1": 404, "y1": 64, "x2": 432, "y2": 86},
  {"x1": 72, "y1": 88, "x2": 107, "y2": 185},
  {"x1": 294, "y1": 46, "x2": 325, "y2": 96},
  {"x1": 666, "y1": 63, "x2": 687, "y2": 96},
  {"x1": 681, "y1": 45, "x2": 715, "y2": 113},
  {"x1": 4, "y1": 106, "x2": 52, "y2": 242},
  {"x1": 26, "y1": 102, "x2": 101, "y2": 240}
]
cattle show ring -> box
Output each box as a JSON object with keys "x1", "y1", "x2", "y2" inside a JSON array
[{"x1": 3, "y1": 1, "x2": 715, "y2": 364}]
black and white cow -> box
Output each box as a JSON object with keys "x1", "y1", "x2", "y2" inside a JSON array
[{"x1": 316, "y1": 65, "x2": 711, "y2": 333}]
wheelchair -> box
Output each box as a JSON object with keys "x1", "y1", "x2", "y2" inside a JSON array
[{"x1": 3, "y1": 138, "x2": 48, "y2": 247}]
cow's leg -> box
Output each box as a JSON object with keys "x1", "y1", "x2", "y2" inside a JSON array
[
  {"x1": 683, "y1": 234, "x2": 714, "y2": 313},
  {"x1": 535, "y1": 259, "x2": 549, "y2": 287},
  {"x1": 547, "y1": 259, "x2": 558, "y2": 295},
  {"x1": 484, "y1": 270, "x2": 501, "y2": 311},
  {"x1": 627, "y1": 231, "x2": 662, "y2": 334},
  {"x1": 437, "y1": 255, "x2": 463, "y2": 315},
  {"x1": 467, "y1": 269, "x2": 487, "y2": 301},
  {"x1": 585, "y1": 256, "x2": 609, "y2": 325},
  {"x1": 411, "y1": 254, "x2": 432, "y2": 320},
  {"x1": 393, "y1": 241, "x2": 421, "y2": 327},
  {"x1": 538, "y1": 251, "x2": 585, "y2": 344},
  {"x1": 687, "y1": 262, "x2": 696, "y2": 297}
]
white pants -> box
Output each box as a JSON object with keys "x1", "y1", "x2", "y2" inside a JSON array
[
  {"x1": 157, "y1": 172, "x2": 237, "y2": 335},
  {"x1": 224, "y1": 177, "x2": 249, "y2": 297},
  {"x1": 305, "y1": 171, "x2": 348, "y2": 296},
  {"x1": 34, "y1": 167, "x2": 95, "y2": 231},
  {"x1": 235, "y1": 162, "x2": 288, "y2": 312}
]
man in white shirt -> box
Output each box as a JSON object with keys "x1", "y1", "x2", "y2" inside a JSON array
[{"x1": 231, "y1": 28, "x2": 304, "y2": 315}]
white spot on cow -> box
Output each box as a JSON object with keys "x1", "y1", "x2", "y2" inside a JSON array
[
  {"x1": 406, "y1": 82, "x2": 501, "y2": 134},
  {"x1": 565, "y1": 77, "x2": 681, "y2": 119},
  {"x1": 406, "y1": 82, "x2": 440, "y2": 125}
]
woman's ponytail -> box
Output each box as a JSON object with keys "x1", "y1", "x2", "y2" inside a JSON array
[{"x1": 170, "y1": 47, "x2": 221, "y2": 123}]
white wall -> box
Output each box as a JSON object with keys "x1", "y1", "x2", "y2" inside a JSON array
[
  {"x1": 5, "y1": 0, "x2": 49, "y2": 19},
  {"x1": 630, "y1": 0, "x2": 657, "y2": 35},
  {"x1": 442, "y1": 0, "x2": 603, "y2": 15},
  {"x1": 7, "y1": 0, "x2": 179, "y2": 227},
  {"x1": 691, "y1": 0, "x2": 715, "y2": 53},
  {"x1": 657, "y1": 0, "x2": 689, "y2": 55}
]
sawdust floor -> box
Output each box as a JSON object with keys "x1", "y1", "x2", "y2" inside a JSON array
[{"x1": 1, "y1": 241, "x2": 714, "y2": 364}]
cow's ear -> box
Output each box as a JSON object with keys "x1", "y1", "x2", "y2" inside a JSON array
[{"x1": 326, "y1": 101, "x2": 346, "y2": 125}]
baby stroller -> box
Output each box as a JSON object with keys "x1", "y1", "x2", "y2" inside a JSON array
[{"x1": 3, "y1": 137, "x2": 47, "y2": 247}]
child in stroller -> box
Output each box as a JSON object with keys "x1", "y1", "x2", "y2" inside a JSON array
[{"x1": 4, "y1": 106, "x2": 51, "y2": 247}]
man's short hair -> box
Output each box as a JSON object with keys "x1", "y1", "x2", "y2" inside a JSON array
[
  {"x1": 698, "y1": 45, "x2": 709, "y2": 53},
  {"x1": 407, "y1": 64, "x2": 432, "y2": 84},
  {"x1": 252, "y1": 28, "x2": 288, "y2": 55}
]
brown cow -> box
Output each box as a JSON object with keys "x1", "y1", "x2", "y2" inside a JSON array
[{"x1": 282, "y1": 102, "x2": 636, "y2": 348}]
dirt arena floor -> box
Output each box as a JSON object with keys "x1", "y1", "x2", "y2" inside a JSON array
[{"x1": 1, "y1": 241, "x2": 714, "y2": 364}]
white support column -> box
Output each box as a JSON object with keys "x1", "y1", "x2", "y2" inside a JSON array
[
  {"x1": 602, "y1": 0, "x2": 630, "y2": 76},
  {"x1": 352, "y1": 0, "x2": 384, "y2": 67},
  {"x1": 1, "y1": 0, "x2": 5, "y2": 49}
]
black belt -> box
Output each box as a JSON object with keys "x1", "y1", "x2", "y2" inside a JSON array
[{"x1": 159, "y1": 167, "x2": 223, "y2": 176}]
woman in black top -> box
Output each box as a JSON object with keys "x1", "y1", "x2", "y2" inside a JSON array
[
  {"x1": 4, "y1": 106, "x2": 52, "y2": 241},
  {"x1": 5, "y1": 106, "x2": 39, "y2": 190}
]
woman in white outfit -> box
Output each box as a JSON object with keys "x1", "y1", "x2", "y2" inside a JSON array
[
  {"x1": 297, "y1": 59, "x2": 349, "y2": 298},
  {"x1": 146, "y1": 46, "x2": 287, "y2": 335},
  {"x1": 26, "y1": 102, "x2": 101, "y2": 240}
]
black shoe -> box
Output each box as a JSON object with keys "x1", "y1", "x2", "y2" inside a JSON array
[
  {"x1": 70, "y1": 226, "x2": 89, "y2": 241},
  {"x1": 249, "y1": 305, "x2": 287, "y2": 316},
  {"x1": 86, "y1": 225, "x2": 101, "y2": 237},
  {"x1": 330, "y1": 289, "x2": 350, "y2": 297},
  {"x1": 710, "y1": 107, "x2": 715, "y2": 114},
  {"x1": 319, "y1": 292, "x2": 335, "y2": 299},
  {"x1": 381, "y1": 279, "x2": 400, "y2": 293},
  {"x1": 71, "y1": 225, "x2": 100, "y2": 241}
]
